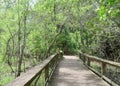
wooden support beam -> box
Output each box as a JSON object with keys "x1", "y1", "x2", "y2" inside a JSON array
[
  {"x1": 7, "y1": 51, "x2": 63, "y2": 86},
  {"x1": 87, "y1": 58, "x2": 91, "y2": 66},
  {"x1": 79, "y1": 51, "x2": 120, "y2": 86},
  {"x1": 101, "y1": 62, "x2": 106, "y2": 75}
]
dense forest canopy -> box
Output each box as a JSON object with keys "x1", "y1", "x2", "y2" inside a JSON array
[{"x1": 0, "y1": 0, "x2": 120, "y2": 85}]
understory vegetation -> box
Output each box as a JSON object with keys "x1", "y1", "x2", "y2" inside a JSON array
[{"x1": 0, "y1": 0, "x2": 120, "y2": 85}]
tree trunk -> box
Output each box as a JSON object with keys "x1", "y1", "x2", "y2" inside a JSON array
[
  {"x1": 45, "y1": 19, "x2": 67, "y2": 59},
  {"x1": 17, "y1": 14, "x2": 27, "y2": 77},
  {"x1": 17, "y1": 11, "x2": 21, "y2": 76}
]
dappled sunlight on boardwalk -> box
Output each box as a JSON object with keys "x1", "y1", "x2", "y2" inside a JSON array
[{"x1": 50, "y1": 56, "x2": 110, "y2": 86}]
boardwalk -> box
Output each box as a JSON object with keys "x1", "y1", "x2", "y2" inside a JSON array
[{"x1": 50, "y1": 56, "x2": 110, "y2": 86}]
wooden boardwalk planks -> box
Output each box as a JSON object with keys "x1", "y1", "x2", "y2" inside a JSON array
[{"x1": 50, "y1": 56, "x2": 110, "y2": 86}]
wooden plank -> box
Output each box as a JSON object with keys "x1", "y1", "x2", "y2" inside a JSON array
[
  {"x1": 79, "y1": 51, "x2": 120, "y2": 86},
  {"x1": 6, "y1": 54, "x2": 57, "y2": 86},
  {"x1": 50, "y1": 56, "x2": 109, "y2": 86},
  {"x1": 79, "y1": 52, "x2": 120, "y2": 68},
  {"x1": 87, "y1": 65, "x2": 119, "y2": 86}
]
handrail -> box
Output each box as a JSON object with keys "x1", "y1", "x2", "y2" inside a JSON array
[
  {"x1": 79, "y1": 51, "x2": 120, "y2": 86},
  {"x1": 79, "y1": 52, "x2": 120, "y2": 68},
  {"x1": 7, "y1": 51, "x2": 63, "y2": 86}
]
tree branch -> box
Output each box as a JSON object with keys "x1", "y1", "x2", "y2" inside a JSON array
[{"x1": 45, "y1": 18, "x2": 67, "y2": 59}]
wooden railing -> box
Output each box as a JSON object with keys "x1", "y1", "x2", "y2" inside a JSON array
[
  {"x1": 79, "y1": 52, "x2": 120, "y2": 86},
  {"x1": 7, "y1": 51, "x2": 63, "y2": 86}
]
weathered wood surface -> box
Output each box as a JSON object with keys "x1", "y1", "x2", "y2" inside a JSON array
[
  {"x1": 79, "y1": 52, "x2": 120, "y2": 68},
  {"x1": 50, "y1": 56, "x2": 109, "y2": 86},
  {"x1": 79, "y1": 52, "x2": 119, "y2": 86},
  {"x1": 6, "y1": 55, "x2": 56, "y2": 86}
]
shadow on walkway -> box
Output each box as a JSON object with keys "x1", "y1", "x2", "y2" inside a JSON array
[{"x1": 49, "y1": 56, "x2": 110, "y2": 86}]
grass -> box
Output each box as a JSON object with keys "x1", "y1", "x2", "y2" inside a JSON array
[
  {"x1": 91, "y1": 62, "x2": 101, "y2": 72},
  {"x1": 0, "y1": 62, "x2": 14, "y2": 86},
  {"x1": 0, "y1": 57, "x2": 40, "y2": 86},
  {"x1": 0, "y1": 74, "x2": 14, "y2": 86}
]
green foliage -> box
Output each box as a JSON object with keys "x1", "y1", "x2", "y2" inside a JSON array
[
  {"x1": 0, "y1": 62, "x2": 14, "y2": 86},
  {"x1": 0, "y1": 75, "x2": 14, "y2": 86},
  {"x1": 98, "y1": 0, "x2": 120, "y2": 23},
  {"x1": 93, "y1": 29, "x2": 120, "y2": 61},
  {"x1": 0, "y1": 0, "x2": 120, "y2": 85},
  {"x1": 56, "y1": 30, "x2": 77, "y2": 54},
  {"x1": 0, "y1": 55, "x2": 3, "y2": 62}
]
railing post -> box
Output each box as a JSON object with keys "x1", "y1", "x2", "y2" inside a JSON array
[
  {"x1": 83, "y1": 55, "x2": 86, "y2": 64},
  {"x1": 101, "y1": 62, "x2": 106, "y2": 75},
  {"x1": 45, "y1": 65, "x2": 49, "y2": 85},
  {"x1": 87, "y1": 58, "x2": 91, "y2": 66},
  {"x1": 60, "y1": 50, "x2": 63, "y2": 60}
]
